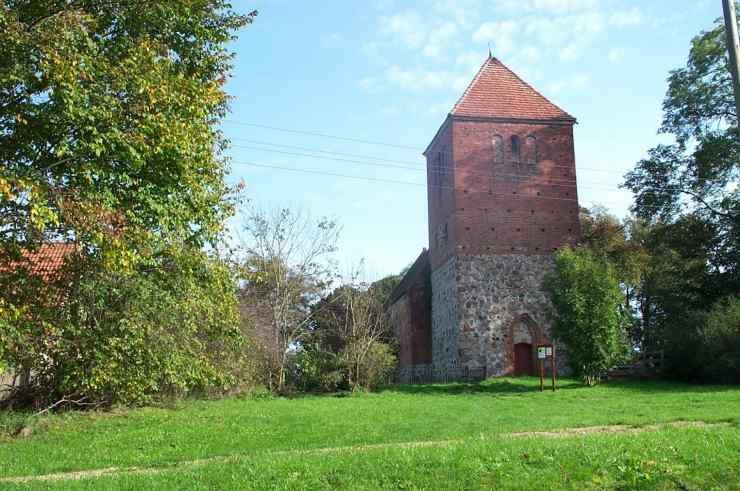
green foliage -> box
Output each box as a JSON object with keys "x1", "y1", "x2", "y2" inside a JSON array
[
  {"x1": 347, "y1": 340, "x2": 396, "y2": 390},
  {"x1": 0, "y1": 249, "x2": 249, "y2": 406},
  {"x1": 619, "y1": 12, "x2": 739, "y2": 383},
  {"x1": 624, "y1": 11, "x2": 738, "y2": 217},
  {"x1": 0, "y1": 378, "x2": 739, "y2": 487},
  {"x1": 0, "y1": 2, "x2": 257, "y2": 406},
  {"x1": 701, "y1": 296, "x2": 740, "y2": 383},
  {"x1": 0, "y1": 2, "x2": 256, "y2": 261},
  {"x1": 546, "y1": 247, "x2": 629, "y2": 385},
  {"x1": 291, "y1": 344, "x2": 346, "y2": 393},
  {"x1": 304, "y1": 276, "x2": 398, "y2": 392}
]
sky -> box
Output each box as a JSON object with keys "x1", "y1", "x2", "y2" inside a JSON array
[{"x1": 221, "y1": 0, "x2": 723, "y2": 281}]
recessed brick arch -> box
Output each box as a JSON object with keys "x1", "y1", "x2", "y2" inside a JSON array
[{"x1": 504, "y1": 313, "x2": 550, "y2": 375}]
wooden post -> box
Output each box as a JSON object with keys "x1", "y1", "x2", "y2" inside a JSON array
[
  {"x1": 539, "y1": 357, "x2": 544, "y2": 392},
  {"x1": 723, "y1": 0, "x2": 740, "y2": 131},
  {"x1": 551, "y1": 345, "x2": 556, "y2": 392}
]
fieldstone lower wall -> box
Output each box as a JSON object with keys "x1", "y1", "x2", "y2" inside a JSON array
[
  {"x1": 454, "y1": 254, "x2": 568, "y2": 376},
  {"x1": 431, "y1": 256, "x2": 459, "y2": 371},
  {"x1": 397, "y1": 364, "x2": 433, "y2": 383}
]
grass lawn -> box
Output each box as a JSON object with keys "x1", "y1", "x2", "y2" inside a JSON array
[{"x1": 0, "y1": 377, "x2": 739, "y2": 489}]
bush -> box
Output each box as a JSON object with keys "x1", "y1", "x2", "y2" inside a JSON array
[
  {"x1": 0, "y1": 248, "x2": 252, "y2": 407},
  {"x1": 344, "y1": 341, "x2": 396, "y2": 391},
  {"x1": 291, "y1": 344, "x2": 346, "y2": 393},
  {"x1": 702, "y1": 296, "x2": 740, "y2": 383},
  {"x1": 546, "y1": 246, "x2": 630, "y2": 385}
]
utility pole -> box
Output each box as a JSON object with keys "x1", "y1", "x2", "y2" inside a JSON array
[{"x1": 723, "y1": 0, "x2": 740, "y2": 129}]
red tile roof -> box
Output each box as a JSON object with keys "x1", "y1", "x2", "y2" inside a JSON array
[
  {"x1": 12, "y1": 243, "x2": 76, "y2": 282},
  {"x1": 451, "y1": 56, "x2": 575, "y2": 121}
]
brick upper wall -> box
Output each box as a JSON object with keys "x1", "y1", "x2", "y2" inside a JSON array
[
  {"x1": 427, "y1": 117, "x2": 580, "y2": 270},
  {"x1": 426, "y1": 117, "x2": 456, "y2": 270}
]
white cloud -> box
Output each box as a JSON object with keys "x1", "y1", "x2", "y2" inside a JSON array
[
  {"x1": 421, "y1": 21, "x2": 459, "y2": 59},
  {"x1": 472, "y1": 20, "x2": 518, "y2": 55},
  {"x1": 360, "y1": 0, "x2": 640, "y2": 104},
  {"x1": 497, "y1": 0, "x2": 600, "y2": 13},
  {"x1": 608, "y1": 47, "x2": 625, "y2": 63},
  {"x1": 559, "y1": 44, "x2": 580, "y2": 61},
  {"x1": 521, "y1": 46, "x2": 541, "y2": 63},
  {"x1": 358, "y1": 77, "x2": 381, "y2": 93},
  {"x1": 384, "y1": 65, "x2": 457, "y2": 91},
  {"x1": 548, "y1": 74, "x2": 590, "y2": 94},
  {"x1": 609, "y1": 7, "x2": 644, "y2": 27},
  {"x1": 432, "y1": 0, "x2": 482, "y2": 29},
  {"x1": 379, "y1": 10, "x2": 426, "y2": 49},
  {"x1": 321, "y1": 33, "x2": 342, "y2": 48}
]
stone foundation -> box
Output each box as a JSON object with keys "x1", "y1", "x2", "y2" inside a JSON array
[{"x1": 454, "y1": 254, "x2": 567, "y2": 375}]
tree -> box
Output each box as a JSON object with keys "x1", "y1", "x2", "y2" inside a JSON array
[
  {"x1": 0, "y1": 2, "x2": 257, "y2": 406},
  {"x1": 1, "y1": 2, "x2": 256, "y2": 261},
  {"x1": 702, "y1": 296, "x2": 740, "y2": 383},
  {"x1": 621, "y1": 11, "x2": 740, "y2": 382},
  {"x1": 236, "y1": 206, "x2": 340, "y2": 392},
  {"x1": 623, "y1": 10, "x2": 738, "y2": 294},
  {"x1": 546, "y1": 247, "x2": 629, "y2": 386},
  {"x1": 334, "y1": 270, "x2": 396, "y2": 390}
]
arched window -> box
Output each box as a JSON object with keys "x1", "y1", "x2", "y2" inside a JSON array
[
  {"x1": 511, "y1": 135, "x2": 521, "y2": 164},
  {"x1": 525, "y1": 135, "x2": 537, "y2": 166},
  {"x1": 492, "y1": 135, "x2": 503, "y2": 165}
]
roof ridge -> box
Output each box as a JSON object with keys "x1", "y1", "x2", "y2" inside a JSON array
[
  {"x1": 449, "y1": 55, "x2": 576, "y2": 122},
  {"x1": 450, "y1": 56, "x2": 492, "y2": 115},
  {"x1": 491, "y1": 57, "x2": 575, "y2": 121}
]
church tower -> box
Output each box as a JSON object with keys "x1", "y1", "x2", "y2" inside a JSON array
[{"x1": 424, "y1": 56, "x2": 580, "y2": 376}]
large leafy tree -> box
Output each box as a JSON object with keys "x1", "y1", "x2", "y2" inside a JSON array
[
  {"x1": 621, "y1": 9, "x2": 740, "y2": 382},
  {"x1": 0, "y1": 1, "x2": 256, "y2": 262},
  {"x1": 0, "y1": 2, "x2": 257, "y2": 406},
  {"x1": 623, "y1": 9, "x2": 739, "y2": 293}
]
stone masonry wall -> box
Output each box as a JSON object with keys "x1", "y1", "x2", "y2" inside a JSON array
[
  {"x1": 454, "y1": 254, "x2": 568, "y2": 376},
  {"x1": 431, "y1": 255, "x2": 459, "y2": 371}
]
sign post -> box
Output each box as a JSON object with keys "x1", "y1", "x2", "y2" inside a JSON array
[{"x1": 537, "y1": 344, "x2": 556, "y2": 392}]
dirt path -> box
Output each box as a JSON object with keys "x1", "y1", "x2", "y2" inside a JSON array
[{"x1": 1, "y1": 420, "x2": 732, "y2": 484}]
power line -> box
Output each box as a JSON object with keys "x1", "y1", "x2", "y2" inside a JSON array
[
  {"x1": 229, "y1": 145, "x2": 713, "y2": 195},
  {"x1": 228, "y1": 135, "x2": 626, "y2": 176},
  {"x1": 231, "y1": 143, "x2": 595, "y2": 190},
  {"x1": 230, "y1": 138, "x2": 425, "y2": 166},
  {"x1": 223, "y1": 121, "x2": 420, "y2": 151},
  {"x1": 230, "y1": 159, "x2": 739, "y2": 215},
  {"x1": 224, "y1": 122, "x2": 631, "y2": 175},
  {"x1": 233, "y1": 159, "x2": 591, "y2": 204}
]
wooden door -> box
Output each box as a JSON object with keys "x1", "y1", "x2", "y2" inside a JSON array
[{"x1": 514, "y1": 343, "x2": 534, "y2": 376}]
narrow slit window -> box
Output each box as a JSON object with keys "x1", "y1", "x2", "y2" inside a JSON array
[{"x1": 511, "y1": 135, "x2": 521, "y2": 164}]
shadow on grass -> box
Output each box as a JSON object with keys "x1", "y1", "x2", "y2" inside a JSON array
[
  {"x1": 594, "y1": 377, "x2": 740, "y2": 395},
  {"x1": 378, "y1": 377, "x2": 740, "y2": 397},
  {"x1": 378, "y1": 377, "x2": 583, "y2": 396}
]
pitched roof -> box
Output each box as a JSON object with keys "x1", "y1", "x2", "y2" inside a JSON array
[
  {"x1": 451, "y1": 56, "x2": 575, "y2": 122},
  {"x1": 9, "y1": 243, "x2": 76, "y2": 282},
  {"x1": 386, "y1": 249, "x2": 430, "y2": 308}
]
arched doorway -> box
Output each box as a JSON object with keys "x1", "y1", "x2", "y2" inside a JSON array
[{"x1": 514, "y1": 343, "x2": 534, "y2": 375}]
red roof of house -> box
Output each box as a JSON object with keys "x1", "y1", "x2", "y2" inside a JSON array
[
  {"x1": 12, "y1": 243, "x2": 76, "y2": 282},
  {"x1": 451, "y1": 56, "x2": 575, "y2": 122}
]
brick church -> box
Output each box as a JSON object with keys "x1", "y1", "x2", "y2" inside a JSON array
[{"x1": 387, "y1": 55, "x2": 580, "y2": 381}]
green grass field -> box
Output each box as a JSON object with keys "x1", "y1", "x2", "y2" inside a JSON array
[{"x1": 0, "y1": 378, "x2": 739, "y2": 489}]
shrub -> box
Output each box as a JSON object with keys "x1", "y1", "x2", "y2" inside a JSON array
[
  {"x1": 546, "y1": 246, "x2": 630, "y2": 385},
  {"x1": 0, "y1": 248, "x2": 251, "y2": 407},
  {"x1": 344, "y1": 341, "x2": 396, "y2": 391},
  {"x1": 702, "y1": 296, "x2": 740, "y2": 383},
  {"x1": 291, "y1": 344, "x2": 346, "y2": 393}
]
